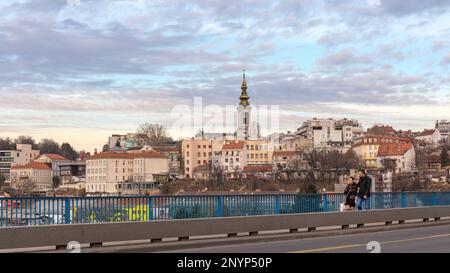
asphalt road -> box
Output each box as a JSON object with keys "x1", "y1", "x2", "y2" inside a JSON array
[{"x1": 162, "y1": 224, "x2": 450, "y2": 253}]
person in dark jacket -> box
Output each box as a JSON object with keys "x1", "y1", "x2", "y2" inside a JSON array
[
  {"x1": 356, "y1": 169, "x2": 372, "y2": 210},
  {"x1": 343, "y1": 177, "x2": 358, "y2": 211}
]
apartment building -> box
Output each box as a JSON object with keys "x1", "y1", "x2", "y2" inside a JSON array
[
  {"x1": 352, "y1": 135, "x2": 413, "y2": 168},
  {"x1": 10, "y1": 162, "x2": 52, "y2": 193},
  {"x1": 0, "y1": 144, "x2": 40, "y2": 183},
  {"x1": 245, "y1": 139, "x2": 273, "y2": 166},
  {"x1": 297, "y1": 118, "x2": 363, "y2": 149},
  {"x1": 35, "y1": 154, "x2": 71, "y2": 177},
  {"x1": 280, "y1": 135, "x2": 313, "y2": 152},
  {"x1": 182, "y1": 139, "x2": 225, "y2": 179},
  {"x1": 58, "y1": 162, "x2": 86, "y2": 191},
  {"x1": 415, "y1": 129, "x2": 442, "y2": 146},
  {"x1": 85, "y1": 151, "x2": 169, "y2": 195},
  {"x1": 221, "y1": 141, "x2": 247, "y2": 177},
  {"x1": 377, "y1": 143, "x2": 415, "y2": 173}
]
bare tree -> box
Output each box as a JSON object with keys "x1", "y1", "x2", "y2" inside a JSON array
[
  {"x1": 14, "y1": 136, "x2": 38, "y2": 149},
  {"x1": 52, "y1": 176, "x2": 61, "y2": 196},
  {"x1": 0, "y1": 137, "x2": 15, "y2": 150},
  {"x1": 211, "y1": 165, "x2": 225, "y2": 191},
  {"x1": 135, "y1": 123, "x2": 172, "y2": 147},
  {"x1": 414, "y1": 145, "x2": 426, "y2": 171},
  {"x1": 14, "y1": 178, "x2": 37, "y2": 196},
  {"x1": 0, "y1": 173, "x2": 5, "y2": 191}
]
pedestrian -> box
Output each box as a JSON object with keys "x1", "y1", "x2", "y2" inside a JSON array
[
  {"x1": 343, "y1": 177, "x2": 358, "y2": 211},
  {"x1": 356, "y1": 169, "x2": 372, "y2": 210}
]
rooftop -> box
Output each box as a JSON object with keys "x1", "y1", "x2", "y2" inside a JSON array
[
  {"x1": 222, "y1": 141, "x2": 245, "y2": 150},
  {"x1": 377, "y1": 143, "x2": 413, "y2": 157},
  {"x1": 11, "y1": 162, "x2": 51, "y2": 171}
]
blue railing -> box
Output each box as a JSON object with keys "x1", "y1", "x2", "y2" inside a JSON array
[{"x1": 0, "y1": 192, "x2": 448, "y2": 227}]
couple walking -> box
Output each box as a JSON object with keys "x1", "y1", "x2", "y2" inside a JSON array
[{"x1": 343, "y1": 170, "x2": 372, "y2": 211}]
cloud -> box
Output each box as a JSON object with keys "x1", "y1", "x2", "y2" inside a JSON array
[
  {"x1": 317, "y1": 48, "x2": 373, "y2": 67},
  {"x1": 380, "y1": 0, "x2": 450, "y2": 16},
  {"x1": 0, "y1": 0, "x2": 449, "y2": 150},
  {"x1": 442, "y1": 52, "x2": 450, "y2": 66}
]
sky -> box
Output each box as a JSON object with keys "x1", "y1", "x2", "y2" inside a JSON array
[{"x1": 1, "y1": 0, "x2": 450, "y2": 152}]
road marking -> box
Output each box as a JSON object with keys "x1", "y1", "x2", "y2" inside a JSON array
[
  {"x1": 290, "y1": 233, "x2": 450, "y2": 253},
  {"x1": 290, "y1": 244, "x2": 364, "y2": 253}
]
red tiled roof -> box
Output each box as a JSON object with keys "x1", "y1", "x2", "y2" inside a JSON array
[
  {"x1": 377, "y1": 143, "x2": 413, "y2": 157},
  {"x1": 90, "y1": 151, "x2": 166, "y2": 159},
  {"x1": 222, "y1": 141, "x2": 245, "y2": 150},
  {"x1": 417, "y1": 129, "x2": 435, "y2": 137},
  {"x1": 44, "y1": 153, "x2": 69, "y2": 161},
  {"x1": 91, "y1": 152, "x2": 135, "y2": 159},
  {"x1": 353, "y1": 135, "x2": 413, "y2": 147},
  {"x1": 11, "y1": 162, "x2": 51, "y2": 171},
  {"x1": 133, "y1": 151, "x2": 166, "y2": 158},
  {"x1": 154, "y1": 147, "x2": 179, "y2": 153},
  {"x1": 243, "y1": 165, "x2": 273, "y2": 173},
  {"x1": 273, "y1": 151, "x2": 297, "y2": 157}
]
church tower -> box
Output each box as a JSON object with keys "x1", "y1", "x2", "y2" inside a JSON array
[{"x1": 237, "y1": 70, "x2": 251, "y2": 140}]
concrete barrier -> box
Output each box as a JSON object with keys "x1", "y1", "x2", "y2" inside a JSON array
[{"x1": 1, "y1": 206, "x2": 450, "y2": 250}]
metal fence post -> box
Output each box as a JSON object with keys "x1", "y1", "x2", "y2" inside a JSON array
[
  {"x1": 323, "y1": 194, "x2": 329, "y2": 212},
  {"x1": 148, "y1": 196, "x2": 153, "y2": 221},
  {"x1": 275, "y1": 195, "x2": 281, "y2": 215},
  {"x1": 65, "y1": 198, "x2": 70, "y2": 224},
  {"x1": 433, "y1": 192, "x2": 437, "y2": 206},
  {"x1": 217, "y1": 195, "x2": 223, "y2": 218},
  {"x1": 401, "y1": 192, "x2": 406, "y2": 208}
]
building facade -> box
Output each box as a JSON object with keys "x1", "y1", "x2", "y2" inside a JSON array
[
  {"x1": 377, "y1": 143, "x2": 416, "y2": 173},
  {"x1": 10, "y1": 162, "x2": 52, "y2": 193},
  {"x1": 415, "y1": 129, "x2": 442, "y2": 146},
  {"x1": 221, "y1": 141, "x2": 247, "y2": 177},
  {"x1": 34, "y1": 154, "x2": 71, "y2": 177},
  {"x1": 0, "y1": 144, "x2": 40, "y2": 184},
  {"x1": 85, "y1": 151, "x2": 169, "y2": 195},
  {"x1": 297, "y1": 118, "x2": 363, "y2": 149},
  {"x1": 352, "y1": 135, "x2": 413, "y2": 168},
  {"x1": 59, "y1": 162, "x2": 86, "y2": 191}
]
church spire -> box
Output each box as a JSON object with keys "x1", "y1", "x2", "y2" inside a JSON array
[{"x1": 239, "y1": 69, "x2": 250, "y2": 107}]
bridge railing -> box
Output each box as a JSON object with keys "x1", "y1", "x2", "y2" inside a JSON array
[{"x1": 0, "y1": 192, "x2": 448, "y2": 227}]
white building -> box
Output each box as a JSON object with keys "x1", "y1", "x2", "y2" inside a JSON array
[
  {"x1": 377, "y1": 143, "x2": 415, "y2": 174},
  {"x1": 0, "y1": 144, "x2": 40, "y2": 184},
  {"x1": 221, "y1": 141, "x2": 247, "y2": 178},
  {"x1": 296, "y1": 118, "x2": 363, "y2": 149},
  {"x1": 35, "y1": 154, "x2": 71, "y2": 178},
  {"x1": 85, "y1": 151, "x2": 169, "y2": 195},
  {"x1": 10, "y1": 162, "x2": 52, "y2": 193},
  {"x1": 415, "y1": 129, "x2": 442, "y2": 145},
  {"x1": 435, "y1": 120, "x2": 450, "y2": 140}
]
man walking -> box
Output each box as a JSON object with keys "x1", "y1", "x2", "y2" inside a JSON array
[{"x1": 357, "y1": 169, "x2": 372, "y2": 210}]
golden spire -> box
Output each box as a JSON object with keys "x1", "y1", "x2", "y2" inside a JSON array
[{"x1": 239, "y1": 69, "x2": 250, "y2": 107}]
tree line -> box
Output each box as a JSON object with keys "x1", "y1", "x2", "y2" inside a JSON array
[{"x1": 0, "y1": 136, "x2": 79, "y2": 161}]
